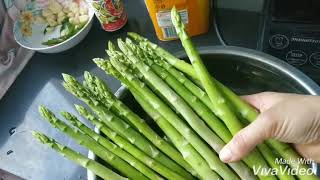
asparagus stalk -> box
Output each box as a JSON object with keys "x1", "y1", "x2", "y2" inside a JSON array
[
  {"x1": 138, "y1": 43, "x2": 296, "y2": 180},
  {"x1": 74, "y1": 105, "x2": 193, "y2": 180},
  {"x1": 118, "y1": 39, "x2": 287, "y2": 179},
  {"x1": 139, "y1": 45, "x2": 216, "y2": 113},
  {"x1": 82, "y1": 71, "x2": 193, "y2": 174},
  {"x1": 127, "y1": 32, "x2": 197, "y2": 78},
  {"x1": 32, "y1": 131, "x2": 127, "y2": 180},
  {"x1": 100, "y1": 58, "x2": 240, "y2": 180},
  {"x1": 215, "y1": 82, "x2": 317, "y2": 179},
  {"x1": 131, "y1": 90, "x2": 223, "y2": 180},
  {"x1": 106, "y1": 49, "x2": 179, "y2": 113},
  {"x1": 171, "y1": 6, "x2": 242, "y2": 142},
  {"x1": 257, "y1": 143, "x2": 295, "y2": 180},
  {"x1": 131, "y1": 33, "x2": 317, "y2": 180},
  {"x1": 128, "y1": 40, "x2": 293, "y2": 180},
  {"x1": 94, "y1": 60, "x2": 223, "y2": 180},
  {"x1": 126, "y1": 38, "x2": 232, "y2": 143},
  {"x1": 62, "y1": 74, "x2": 193, "y2": 179},
  {"x1": 61, "y1": 111, "x2": 163, "y2": 180},
  {"x1": 171, "y1": 8, "x2": 280, "y2": 180},
  {"x1": 38, "y1": 106, "x2": 147, "y2": 180},
  {"x1": 117, "y1": 38, "x2": 227, "y2": 154},
  {"x1": 167, "y1": 63, "x2": 317, "y2": 180},
  {"x1": 89, "y1": 59, "x2": 217, "y2": 179},
  {"x1": 132, "y1": 48, "x2": 260, "y2": 179}
]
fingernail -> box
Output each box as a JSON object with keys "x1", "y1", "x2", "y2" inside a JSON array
[{"x1": 219, "y1": 147, "x2": 232, "y2": 162}]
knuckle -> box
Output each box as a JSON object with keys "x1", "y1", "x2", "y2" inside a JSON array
[
  {"x1": 259, "y1": 112, "x2": 278, "y2": 138},
  {"x1": 231, "y1": 131, "x2": 249, "y2": 154}
]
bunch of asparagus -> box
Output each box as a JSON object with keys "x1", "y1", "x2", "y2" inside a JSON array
[{"x1": 33, "y1": 8, "x2": 317, "y2": 180}]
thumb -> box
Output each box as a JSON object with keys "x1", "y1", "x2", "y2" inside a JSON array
[{"x1": 219, "y1": 113, "x2": 273, "y2": 163}]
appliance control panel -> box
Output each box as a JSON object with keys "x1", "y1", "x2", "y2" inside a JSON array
[{"x1": 262, "y1": 0, "x2": 320, "y2": 83}]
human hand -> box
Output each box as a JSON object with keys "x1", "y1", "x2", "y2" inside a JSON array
[{"x1": 219, "y1": 92, "x2": 320, "y2": 163}]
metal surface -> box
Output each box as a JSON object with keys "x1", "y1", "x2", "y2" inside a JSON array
[{"x1": 88, "y1": 46, "x2": 320, "y2": 180}]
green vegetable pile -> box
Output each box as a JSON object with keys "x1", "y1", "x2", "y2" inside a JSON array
[
  {"x1": 33, "y1": 8, "x2": 318, "y2": 180},
  {"x1": 42, "y1": 18, "x2": 86, "y2": 46}
]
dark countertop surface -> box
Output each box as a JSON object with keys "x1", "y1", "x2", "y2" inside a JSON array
[{"x1": 0, "y1": 1, "x2": 264, "y2": 179}]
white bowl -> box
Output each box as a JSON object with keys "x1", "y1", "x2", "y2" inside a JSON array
[{"x1": 13, "y1": 0, "x2": 95, "y2": 53}]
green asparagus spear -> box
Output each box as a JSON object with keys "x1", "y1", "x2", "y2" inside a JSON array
[
  {"x1": 88, "y1": 59, "x2": 216, "y2": 178},
  {"x1": 38, "y1": 106, "x2": 147, "y2": 180},
  {"x1": 131, "y1": 90, "x2": 223, "y2": 180},
  {"x1": 127, "y1": 32, "x2": 197, "y2": 79},
  {"x1": 138, "y1": 43, "x2": 295, "y2": 180},
  {"x1": 100, "y1": 58, "x2": 239, "y2": 180},
  {"x1": 106, "y1": 48, "x2": 179, "y2": 113},
  {"x1": 171, "y1": 6, "x2": 241, "y2": 141},
  {"x1": 131, "y1": 45, "x2": 260, "y2": 179},
  {"x1": 32, "y1": 131, "x2": 126, "y2": 180},
  {"x1": 74, "y1": 105, "x2": 192, "y2": 180},
  {"x1": 82, "y1": 71, "x2": 193, "y2": 174},
  {"x1": 171, "y1": 8, "x2": 278, "y2": 180},
  {"x1": 61, "y1": 111, "x2": 163, "y2": 180},
  {"x1": 131, "y1": 32, "x2": 316, "y2": 180},
  {"x1": 129, "y1": 30, "x2": 318, "y2": 179},
  {"x1": 94, "y1": 60, "x2": 223, "y2": 180},
  {"x1": 125, "y1": 38, "x2": 232, "y2": 143},
  {"x1": 128, "y1": 41, "x2": 292, "y2": 180},
  {"x1": 62, "y1": 74, "x2": 193, "y2": 179},
  {"x1": 216, "y1": 81, "x2": 317, "y2": 179}
]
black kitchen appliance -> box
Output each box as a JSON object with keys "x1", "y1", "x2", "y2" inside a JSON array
[{"x1": 261, "y1": 0, "x2": 320, "y2": 83}]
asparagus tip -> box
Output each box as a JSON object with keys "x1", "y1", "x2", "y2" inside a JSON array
[
  {"x1": 60, "y1": 111, "x2": 73, "y2": 120},
  {"x1": 171, "y1": 6, "x2": 185, "y2": 33},
  {"x1": 83, "y1": 71, "x2": 93, "y2": 82},
  {"x1": 125, "y1": 37, "x2": 132, "y2": 44},
  {"x1": 31, "y1": 130, "x2": 40, "y2": 137},
  {"x1": 39, "y1": 105, "x2": 52, "y2": 119},
  {"x1": 32, "y1": 131, "x2": 55, "y2": 144},
  {"x1": 32, "y1": 131, "x2": 46, "y2": 143},
  {"x1": 62, "y1": 73, "x2": 76, "y2": 84},
  {"x1": 61, "y1": 111, "x2": 81, "y2": 127},
  {"x1": 127, "y1": 32, "x2": 136, "y2": 37},
  {"x1": 74, "y1": 104, "x2": 87, "y2": 115},
  {"x1": 93, "y1": 58, "x2": 105, "y2": 66},
  {"x1": 106, "y1": 49, "x2": 113, "y2": 57},
  {"x1": 127, "y1": 32, "x2": 145, "y2": 42},
  {"x1": 108, "y1": 41, "x2": 115, "y2": 51},
  {"x1": 118, "y1": 38, "x2": 131, "y2": 54},
  {"x1": 83, "y1": 71, "x2": 90, "y2": 77}
]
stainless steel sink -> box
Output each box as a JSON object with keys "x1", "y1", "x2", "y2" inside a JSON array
[{"x1": 88, "y1": 46, "x2": 320, "y2": 180}]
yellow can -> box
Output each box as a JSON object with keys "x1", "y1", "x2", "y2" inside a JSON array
[{"x1": 144, "y1": 0, "x2": 211, "y2": 41}]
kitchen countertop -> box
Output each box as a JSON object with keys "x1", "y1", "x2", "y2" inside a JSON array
[{"x1": 0, "y1": 1, "x2": 263, "y2": 179}]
